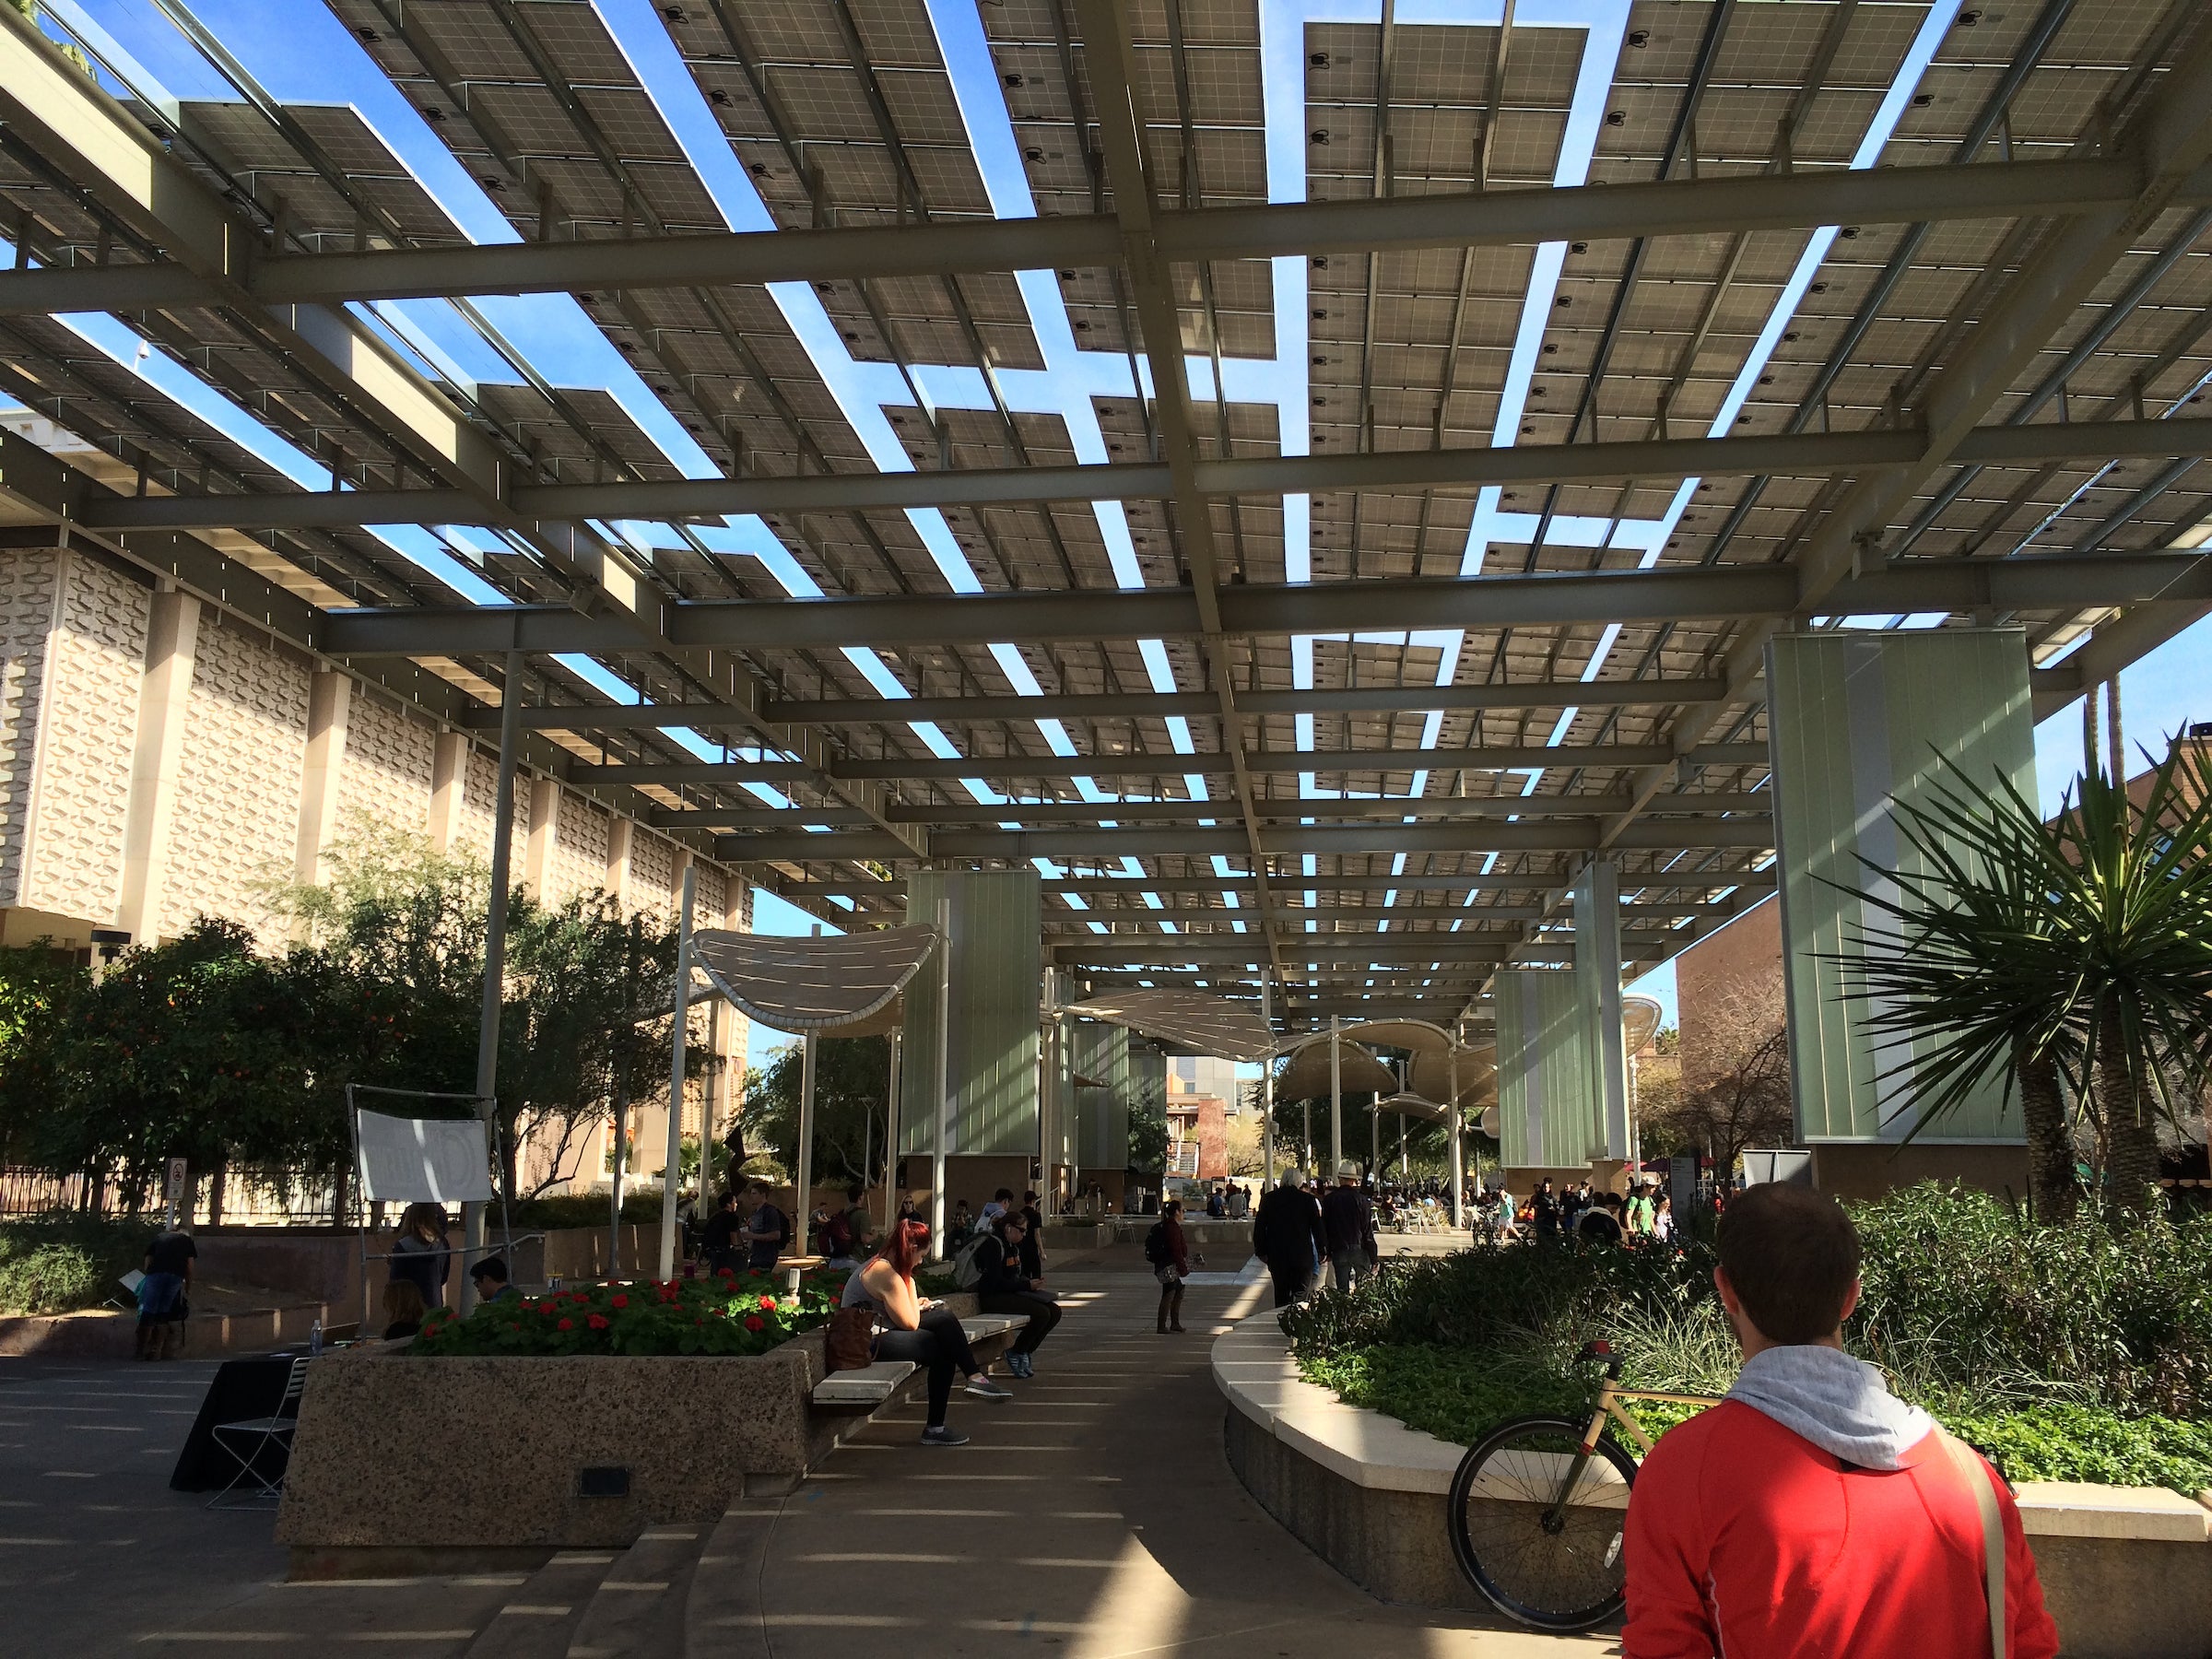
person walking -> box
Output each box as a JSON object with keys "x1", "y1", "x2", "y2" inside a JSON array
[
  {"x1": 744, "y1": 1179, "x2": 791, "y2": 1271},
  {"x1": 1252, "y1": 1167, "x2": 1325, "y2": 1308},
  {"x1": 843, "y1": 1217, "x2": 1012, "y2": 1446},
  {"x1": 1651, "y1": 1193, "x2": 1677, "y2": 1244},
  {"x1": 1532, "y1": 1179, "x2": 1560, "y2": 1242},
  {"x1": 388, "y1": 1203, "x2": 452, "y2": 1309},
  {"x1": 700, "y1": 1188, "x2": 745, "y2": 1273},
  {"x1": 135, "y1": 1220, "x2": 196, "y2": 1360},
  {"x1": 1320, "y1": 1159, "x2": 1379, "y2": 1292},
  {"x1": 973, "y1": 1211, "x2": 1061, "y2": 1376},
  {"x1": 1149, "y1": 1199, "x2": 1191, "y2": 1334},
  {"x1": 1622, "y1": 1183, "x2": 2057, "y2": 1659}
]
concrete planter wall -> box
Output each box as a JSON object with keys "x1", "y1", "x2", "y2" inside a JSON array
[
  {"x1": 278, "y1": 1292, "x2": 993, "y2": 1571},
  {"x1": 1213, "y1": 1313, "x2": 2212, "y2": 1659}
]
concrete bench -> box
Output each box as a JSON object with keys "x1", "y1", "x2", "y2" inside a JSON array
[
  {"x1": 809, "y1": 1360, "x2": 916, "y2": 1411},
  {"x1": 959, "y1": 1313, "x2": 1030, "y2": 1344}
]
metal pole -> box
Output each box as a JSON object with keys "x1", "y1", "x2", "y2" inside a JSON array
[
  {"x1": 656, "y1": 865, "x2": 697, "y2": 1278},
  {"x1": 885, "y1": 1029, "x2": 901, "y2": 1222},
  {"x1": 793, "y1": 1030, "x2": 818, "y2": 1269},
  {"x1": 697, "y1": 996, "x2": 722, "y2": 1218},
  {"x1": 1329, "y1": 1014, "x2": 1343, "y2": 1179},
  {"x1": 464, "y1": 651, "x2": 524, "y2": 1316},
  {"x1": 1260, "y1": 980, "x2": 1275, "y2": 1184},
  {"x1": 931, "y1": 895, "x2": 952, "y2": 1252},
  {"x1": 1448, "y1": 1044, "x2": 1465, "y2": 1230}
]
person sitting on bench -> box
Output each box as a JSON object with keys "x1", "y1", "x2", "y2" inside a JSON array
[
  {"x1": 843, "y1": 1218, "x2": 1011, "y2": 1446},
  {"x1": 971, "y1": 1211, "x2": 1061, "y2": 1379}
]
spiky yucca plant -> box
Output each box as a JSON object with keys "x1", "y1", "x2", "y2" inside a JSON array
[{"x1": 1839, "y1": 742, "x2": 2212, "y2": 1218}]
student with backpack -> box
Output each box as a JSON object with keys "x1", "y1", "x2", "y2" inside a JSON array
[
  {"x1": 1147, "y1": 1199, "x2": 1190, "y2": 1334},
  {"x1": 1623, "y1": 1183, "x2": 2056, "y2": 1658}
]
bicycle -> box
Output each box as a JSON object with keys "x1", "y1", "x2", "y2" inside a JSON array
[{"x1": 1447, "y1": 1338, "x2": 1719, "y2": 1632}]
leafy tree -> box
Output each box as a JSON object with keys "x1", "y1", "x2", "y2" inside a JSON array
[
  {"x1": 0, "y1": 921, "x2": 321, "y2": 1214},
  {"x1": 1841, "y1": 743, "x2": 2212, "y2": 1218},
  {"x1": 739, "y1": 1036, "x2": 890, "y2": 1193}
]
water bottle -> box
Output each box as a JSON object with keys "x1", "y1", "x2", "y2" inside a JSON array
[{"x1": 309, "y1": 1319, "x2": 324, "y2": 1358}]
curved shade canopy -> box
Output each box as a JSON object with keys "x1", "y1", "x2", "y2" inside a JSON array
[
  {"x1": 1063, "y1": 989, "x2": 1275, "y2": 1063},
  {"x1": 1623, "y1": 993, "x2": 1666, "y2": 1055},
  {"x1": 688, "y1": 924, "x2": 941, "y2": 1032},
  {"x1": 1338, "y1": 1018, "x2": 1457, "y2": 1053},
  {"x1": 1407, "y1": 1043, "x2": 1497, "y2": 1108},
  {"x1": 1276, "y1": 1039, "x2": 1399, "y2": 1099},
  {"x1": 1374, "y1": 1089, "x2": 1449, "y2": 1124}
]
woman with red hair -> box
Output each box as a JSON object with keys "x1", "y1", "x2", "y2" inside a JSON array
[{"x1": 842, "y1": 1216, "x2": 1011, "y2": 1445}]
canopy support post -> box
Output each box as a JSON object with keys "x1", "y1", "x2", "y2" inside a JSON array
[
  {"x1": 1329, "y1": 1014, "x2": 1343, "y2": 1180},
  {"x1": 931, "y1": 897, "x2": 952, "y2": 1253},
  {"x1": 657, "y1": 864, "x2": 697, "y2": 1279},
  {"x1": 464, "y1": 650, "x2": 524, "y2": 1317},
  {"x1": 792, "y1": 1027, "x2": 817, "y2": 1288},
  {"x1": 1448, "y1": 1043, "x2": 1465, "y2": 1230},
  {"x1": 1260, "y1": 980, "x2": 1275, "y2": 1186},
  {"x1": 884, "y1": 1029, "x2": 901, "y2": 1223}
]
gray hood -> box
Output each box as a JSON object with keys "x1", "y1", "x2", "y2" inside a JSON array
[{"x1": 1724, "y1": 1344, "x2": 1933, "y2": 1471}]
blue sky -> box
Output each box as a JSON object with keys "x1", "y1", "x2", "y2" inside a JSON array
[{"x1": 30, "y1": 0, "x2": 2209, "y2": 1060}]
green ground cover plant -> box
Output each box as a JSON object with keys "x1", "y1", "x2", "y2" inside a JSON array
[
  {"x1": 410, "y1": 1265, "x2": 846, "y2": 1358},
  {"x1": 1283, "y1": 1184, "x2": 2212, "y2": 1492},
  {"x1": 0, "y1": 1212, "x2": 147, "y2": 1315}
]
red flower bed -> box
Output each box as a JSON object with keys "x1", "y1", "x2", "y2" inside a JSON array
[{"x1": 411, "y1": 1266, "x2": 849, "y2": 1357}]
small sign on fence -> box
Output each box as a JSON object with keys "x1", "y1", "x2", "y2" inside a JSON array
[{"x1": 162, "y1": 1157, "x2": 188, "y2": 1229}]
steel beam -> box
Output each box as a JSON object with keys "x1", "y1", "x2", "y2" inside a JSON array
[
  {"x1": 711, "y1": 817, "x2": 1770, "y2": 864},
  {"x1": 658, "y1": 790, "x2": 1762, "y2": 828},
  {"x1": 0, "y1": 154, "x2": 2167, "y2": 316},
  {"x1": 775, "y1": 870, "x2": 1775, "y2": 900},
  {"x1": 73, "y1": 416, "x2": 2212, "y2": 529},
  {"x1": 317, "y1": 553, "x2": 2212, "y2": 656}
]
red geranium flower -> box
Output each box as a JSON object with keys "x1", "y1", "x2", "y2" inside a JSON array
[
  {"x1": 572, "y1": 1290, "x2": 591, "y2": 1303},
  {"x1": 558, "y1": 1318, "x2": 573, "y2": 1331},
  {"x1": 744, "y1": 1314, "x2": 765, "y2": 1332},
  {"x1": 587, "y1": 1313, "x2": 609, "y2": 1330},
  {"x1": 536, "y1": 1300, "x2": 558, "y2": 1313},
  {"x1": 610, "y1": 1294, "x2": 629, "y2": 1309},
  {"x1": 757, "y1": 1294, "x2": 776, "y2": 1311},
  {"x1": 717, "y1": 1266, "x2": 735, "y2": 1278}
]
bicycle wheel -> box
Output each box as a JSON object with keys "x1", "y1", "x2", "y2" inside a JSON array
[{"x1": 1447, "y1": 1414, "x2": 1638, "y2": 1632}]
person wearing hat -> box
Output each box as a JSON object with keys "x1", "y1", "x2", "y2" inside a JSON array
[
  {"x1": 1251, "y1": 1167, "x2": 1325, "y2": 1309},
  {"x1": 1320, "y1": 1159, "x2": 1380, "y2": 1293}
]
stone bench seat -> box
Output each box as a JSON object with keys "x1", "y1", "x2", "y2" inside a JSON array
[
  {"x1": 810, "y1": 1360, "x2": 916, "y2": 1410},
  {"x1": 959, "y1": 1313, "x2": 1029, "y2": 1343}
]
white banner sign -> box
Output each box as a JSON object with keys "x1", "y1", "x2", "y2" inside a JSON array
[{"x1": 355, "y1": 1110, "x2": 493, "y2": 1204}]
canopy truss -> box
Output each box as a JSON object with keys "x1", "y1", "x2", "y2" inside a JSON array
[{"x1": 2, "y1": 0, "x2": 2208, "y2": 1028}]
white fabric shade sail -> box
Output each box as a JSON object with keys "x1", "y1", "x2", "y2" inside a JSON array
[
  {"x1": 354, "y1": 1109, "x2": 492, "y2": 1204},
  {"x1": 1061, "y1": 988, "x2": 1276, "y2": 1062},
  {"x1": 1374, "y1": 1089, "x2": 1449, "y2": 1124},
  {"x1": 688, "y1": 924, "x2": 940, "y2": 1033},
  {"x1": 1275, "y1": 1039, "x2": 1400, "y2": 1099}
]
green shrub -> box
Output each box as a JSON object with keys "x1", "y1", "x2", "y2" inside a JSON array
[
  {"x1": 1286, "y1": 1183, "x2": 2212, "y2": 1491},
  {"x1": 501, "y1": 1191, "x2": 661, "y2": 1232},
  {"x1": 411, "y1": 1264, "x2": 847, "y2": 1358},
  {"x1": 0, "y1": 1212, "x2": 146, "y2": 1314}
]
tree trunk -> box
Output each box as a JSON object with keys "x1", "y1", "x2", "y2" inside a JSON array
[
  {"x1": 2017, "y1": 1048, "x2": 2077, "y2": 1223},
  {"x1": 207, "y1": 1159, "x2": 227, "y2": 1228},
  {"x1": 2093, "y1": 1003, "x2": 2163, "y2": 1212}
]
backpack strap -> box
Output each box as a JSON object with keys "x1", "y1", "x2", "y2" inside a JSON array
[{"x1": 1935, "y1": 1429, "x2": 2006, "y2": 1659}]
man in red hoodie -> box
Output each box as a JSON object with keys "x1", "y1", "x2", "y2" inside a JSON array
[{"x1": 1622, "y1": 1182, "x2": 2058, "y2": 1659}]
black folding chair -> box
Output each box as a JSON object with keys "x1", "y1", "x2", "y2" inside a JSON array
[{"x1": 206, "y1": 1356, "x2": 310, "y2": 1511}]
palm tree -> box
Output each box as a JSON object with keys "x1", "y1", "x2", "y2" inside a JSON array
[{"x1": 1836, "y1": 741, "x2": 2212, "y2": 1218}]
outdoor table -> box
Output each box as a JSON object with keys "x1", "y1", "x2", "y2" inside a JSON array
[{"x1": 169, "y1": 1351, "x2": 298, "y2": 1491}]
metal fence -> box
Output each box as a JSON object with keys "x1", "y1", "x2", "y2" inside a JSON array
[{"x1": 0, "y1": 1164, "x2": 341, "y2": 1225}]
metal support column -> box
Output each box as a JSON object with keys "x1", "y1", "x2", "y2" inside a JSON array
[
  {"x1": 884, "y1": 1029, "x2": 902, "y2": 1221},
  {"x1": 1260, "y1": 980, "x2": 1275, "y2": 1183},
  {"x1": 931, "y1": 895, "x2": 952, "y2": 1250},
  {"x1": 792, "y1": 1029, "x2": 817, "y2": 1280},
  {"x1": 1448, "y1": 1042, "x2": 1465, "y2": 1230},
  {"x1": 463, "y1": 651, "x2": 524, "y2": 1316},
  {"x1": 656, "y1": 865, "x2": 697, "y2": 1278},
  {"x1": 1329, "y1": 1015, "x2": 1343, "y2": 1179}
]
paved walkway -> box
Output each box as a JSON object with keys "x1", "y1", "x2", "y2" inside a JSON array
[
  {"x1": 15, "y1": 1258, "x2": 1615, "y2": 1657},
  {"x1": 741, "y1": 1262, "x2": 1612, "y2": 1659}
]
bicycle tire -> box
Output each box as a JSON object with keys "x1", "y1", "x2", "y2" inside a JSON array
[{"x1": 1447, "y1": 1414, "x2": 1639, "y2": 1633}]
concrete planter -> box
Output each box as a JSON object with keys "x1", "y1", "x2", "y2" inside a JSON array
[
  {"x1": 1212, "y1": 1313, "x2": 2212, "y2": 1659},
  {"x1": 278, "y1": 1292, "x2": 996, "y2": 1572}
]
